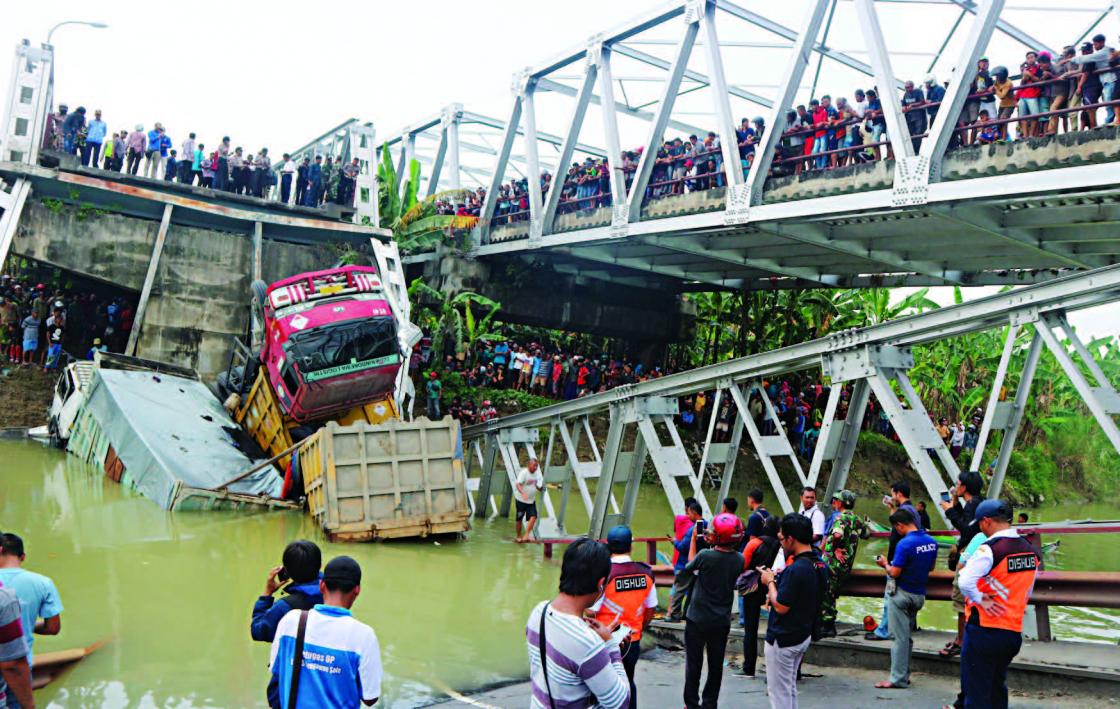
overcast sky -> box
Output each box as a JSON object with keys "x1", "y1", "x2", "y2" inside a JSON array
[{"x1": 4, "y1": 0, "x2": 1118, "y2": 339}]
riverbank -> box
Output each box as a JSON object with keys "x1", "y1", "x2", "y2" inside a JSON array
[
  {"x1": 0, "y1": 364, "x2": 53, "y2": 428},
  {"x1": 428, "y1": 646, "x2": 1109, "y2": 708}
]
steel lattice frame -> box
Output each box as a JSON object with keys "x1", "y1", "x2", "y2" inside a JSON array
[
  {"x1": 460, "y1": 264, "x2": 1120, "y2": 537},
  {"x1": 383, "y1": 0, "x2": 1120, "y2": 291}
]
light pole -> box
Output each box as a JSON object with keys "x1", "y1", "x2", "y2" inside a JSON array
[{"x1": 46, "y1": 20, "x2": 108, "y2": 47}]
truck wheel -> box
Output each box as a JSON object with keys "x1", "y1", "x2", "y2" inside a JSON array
[{"x1": 48, "y1": 417, "x2": 63, "y2": 449}]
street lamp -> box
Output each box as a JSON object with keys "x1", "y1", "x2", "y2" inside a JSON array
[{"x1": 46, "y1": 20, "x2": 108, "y2": 47}]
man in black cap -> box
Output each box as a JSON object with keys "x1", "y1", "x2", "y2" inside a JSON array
[{"x1": 269, "y1": 556, "x2": 381, "y2": 708}]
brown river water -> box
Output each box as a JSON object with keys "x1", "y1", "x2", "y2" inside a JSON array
[{"x1": 3, "y1": 439, "x2": 1117, "y2": 707}]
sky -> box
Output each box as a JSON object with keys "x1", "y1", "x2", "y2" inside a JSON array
[{"x1": 3, "y1": 0, "x2": 1118, "y2": 339}]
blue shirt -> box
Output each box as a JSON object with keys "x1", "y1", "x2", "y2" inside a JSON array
[
  {"x1": 531, "y1": 356, "x2": 543, "y2": 376},
  {"x1": 673, "y1": 522, "x2": 700, "y2": 572},
  {"x1": 493, "y1": 343, "x2": 509, "y2": 366},
  {"x1": 745, "y1": 508, "x2": 770, "y2": 538},
  {"x1": 147, "y1": 129, "x2": 161, "y2": 152},
  {"x1": 890, "y1": 530, "x2": 939, "y2": 595},
  {"x1": 86, "y1": 119, "x2": 108, "y2": 143},
  {"x1": 269, "y1": 604, "x2": 382, "y2": 709},
  {"x1": 0, "y1": 568, "x2": 63, "y2": 665},
  {"x1": 251, "y1": 581, "x2": 324, "y2": 643}
]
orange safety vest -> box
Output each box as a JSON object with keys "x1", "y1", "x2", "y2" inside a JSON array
[
  {"x1": 966, "y1": 535, "x2": 1040, "y2": 632},
  {"x1": 595, "y1": 560, "x2": 655, "y2": 642}
]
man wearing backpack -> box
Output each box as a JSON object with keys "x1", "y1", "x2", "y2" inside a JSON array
[
  {"x1": 758, "y1": 514, "x2": 828, "y2": 709},
  {"x1": 252, "y1": 540, "x2": 324, "y2": 708}
]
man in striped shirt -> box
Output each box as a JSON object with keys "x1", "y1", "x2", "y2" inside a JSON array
[
  {"x1": 526, "y1": 538, "x2": 630, "y2": 709},
  {"x1": 0, "y1": 582, "x2": 34, "y2": 709}
]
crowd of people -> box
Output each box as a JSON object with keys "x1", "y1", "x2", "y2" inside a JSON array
[
  {"x1": 0, "y1": 274, "x2": 128, "y2": 371},
  {"x1": 525, "y1": 470, "x2": 1039, "y2": 709},
  {"x1": 40, "y1": 106, "x2": 360, "y2": 208},
  {"x1": 444, "y1": 37, "x2": 1120, "y2": 226}
]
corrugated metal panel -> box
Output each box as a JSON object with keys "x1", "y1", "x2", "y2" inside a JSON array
[{"x1": 301, "y1": 418, "x2": 470, "y2": 541}]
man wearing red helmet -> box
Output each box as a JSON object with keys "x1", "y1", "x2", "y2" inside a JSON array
[{"x1": 681, "y1": 512, "x2": 745, "y2": 709}]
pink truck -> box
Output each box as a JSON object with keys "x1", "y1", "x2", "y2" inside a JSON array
[{"x1": 257, "y1": 265, "x2": 402, "y2": 423}]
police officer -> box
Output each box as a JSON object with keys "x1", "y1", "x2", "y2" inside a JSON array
[
  {"x1": 957, "y1": 500, "x2": 1040, "y2": 709},
  {"x1": 820, "y1": 489, "x2": 869, "y2": 637},
  {"x1": 591, "y1": 526, "x2": 656, "y2": 709}
]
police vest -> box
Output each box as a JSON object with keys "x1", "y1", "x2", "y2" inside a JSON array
[
  {"x1": 595, "y1": 560, "x2": 654, "y2": 642},
  {"x1": 966, "y1": 535, "x2": 1040, "y2": 632}
]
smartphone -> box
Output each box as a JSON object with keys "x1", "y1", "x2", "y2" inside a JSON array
[
  {"x1": 276, "y1": 568, "x2": 289, "y2": 583},
  {"x1": 940, "y1": 491, "x2": 952, "y2": 503},
  {"x1": 881, "y1": 494, "x2": 892, "y2": 507}
]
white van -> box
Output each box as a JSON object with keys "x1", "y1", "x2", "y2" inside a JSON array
[{"x1": 47, "y1": 361, "x2": 95, "y2": 445}]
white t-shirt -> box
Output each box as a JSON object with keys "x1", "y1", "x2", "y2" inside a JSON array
[
  {"x1": 514, "y1": 352, "x2": 532, "y2": 373},
  {"x1": 800, "y1": 505, "x2": 826, "y2": 545},
  {"x1": 950, "y1": 425, "x2": 966, "y2": 447},
  {"x1": 516, "y1": 467, "x2": 543, "y2": 504},
  {"x1": 853, "y1": 99, "x2": 869, "y2": 119}
]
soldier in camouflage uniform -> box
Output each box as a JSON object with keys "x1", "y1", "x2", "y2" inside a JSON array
[
  {"x1": 322, "y1": 156, "x2": 338, "y2": 205},
  {"x1": 820, "y1": 489, "x2": 869, "y2": 637}
]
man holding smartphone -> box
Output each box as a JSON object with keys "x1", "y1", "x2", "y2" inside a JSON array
[
  {"x1": 867, "y1": 482, "x2": 921, "y2": 641},
  {"x1": 874, "y1": 511, "x2": 938, "y2": 689},
  {"x1": 251, "y1": 540, "x2": 324, "y2": 709},
  {"x1": 938, "y1": 471, "x2": 984, "y2": 660}
]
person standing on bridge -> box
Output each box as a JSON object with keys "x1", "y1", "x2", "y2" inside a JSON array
[
  {"x1": 759, "y1": 514, "x2": 828, "y2": 709},
  {"x1": 590, "y1": 526, "x2": 656, "y2": 709},
  {"x1": 179, "y1": 133, "x2": 196, "y2": 183},
  {"x1": 214, "y1": 137, "x2": 231, "y2": 192},
  {"x1": 681, "y1": 513, "x2": 744, "y2": 709},
  {"x1": 126, "y1": 124, "x2": 146, "y2": 175},
  {"x1": 144, "y1": 123, "x2": 164, "y2": 179},
  {"x1": 955, "y1": 500, "x2": 1040, "y2": 709},
  {"x1": 939, "y1": 471, "x2": 984, "y2": 660},
  {"x1": 901, "y1": 81, "x2": 927, "y2": 152},
  {"x1": 874, "y1": 510, "x2": 938, "y2": 690},
  {"x1": 279, "y1": 154, "x2": 297, "y2": 205},
  {"x1": 819, "y1": 490, "x2": 869, "y2": 638},
  {"x1": 868, "y1": 481, "x2": 921, "y2": 642},
  {"x1": 526, "y1": 539, "x2": 630, "y2": 709},
  {"x1": 797, "y1": 487, "x2": 825, "y2": 548},
  {"x1": 304, "y1": 155, "x2": 322, "y2": 206}
]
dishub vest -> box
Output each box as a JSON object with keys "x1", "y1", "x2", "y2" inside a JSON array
[
  {"x1": 595, "y1": 560, "x2": 654, "y2": 642},
  {"x1": 966, "y1": 535, "x2": 1041, "y2": 632}
]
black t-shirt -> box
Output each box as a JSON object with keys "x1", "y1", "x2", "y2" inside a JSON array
[
  {"x1": 745, "y1": 508, "x2": 770, "y2": 538},
  {"x1": 683, "y1": 548, "x2": 744, "y2": 626},
  {"x1": 765, "y1": 551, "x2": 826, "y2": 647}
]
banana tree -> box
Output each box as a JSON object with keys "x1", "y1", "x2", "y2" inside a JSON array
[
  {"x1": 408, "y1": 279, "x2": 501, "y2": 362},
  {"x1": 377, "y1": 148, "x2": 479, "y2": 253}
]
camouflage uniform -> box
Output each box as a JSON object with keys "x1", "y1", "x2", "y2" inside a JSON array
[
  {"x1": 820, "y1": 503, "x2": 869, "y2": 626},
  {"x1": 322, "y1": 160, "x2": 338, "y2": 203}
]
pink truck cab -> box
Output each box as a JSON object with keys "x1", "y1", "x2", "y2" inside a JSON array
[{"x1": 259, "y1": 265, "x2": 401, "y2": 423}]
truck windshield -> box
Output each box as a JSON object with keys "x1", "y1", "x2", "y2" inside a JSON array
[{"x1": 286, "y1": 317, "x2": 398, "y2": 379}]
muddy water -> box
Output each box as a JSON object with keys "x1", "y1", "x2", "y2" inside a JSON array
[{"x1": 3, "y1": 439, "x2": 1117, "y2": 707}]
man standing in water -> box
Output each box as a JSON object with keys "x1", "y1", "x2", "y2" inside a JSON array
[
  {"x1": 515, "y1": 458, "x2": 544, "y2": 542},
  {"x1": 526, "y1": 538, "x2": 630, "y2": 709}
]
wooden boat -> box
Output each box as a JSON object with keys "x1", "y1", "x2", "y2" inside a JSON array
[{"x1": 30, "y1": 638, "x2": 107, "y2": 690}]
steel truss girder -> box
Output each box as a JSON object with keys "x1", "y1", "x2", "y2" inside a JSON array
[
  {"x1": 641, "y1": 233, "x2": 839, "y2": 285},
  {"x1": 741, "y1": 0, "x2": 830, "y2": 211},
  {"x1": 825, "y1": 345, "x2": 957, "y2": 527},
  {"x1": 626, "y1": 18, "x2": 700, "y2": 224},
  {"x1": 541, "y1": 61, "x2": 597, "y2": 236},
  {"x1": 920, "y1": 0, "x2": 1005, "y2": 183},
  {"x1": 855, "y1": 0, "x2": 914, "y2": 162},
  {"x1": 946, "y1": 0, "x2": 1056, "y2": 56},
  {"x1": 536, "y1": 77, "x2": 709, "y2": 138},
  {"x1": 726, "y1": 382, "x2": 802, "y2": 514},
  {"x1": 554, "y1": 244, "x2": 749, "y2": 288},
  {"x1": 931, "y1": 204, "x2": 1104, "y2": 270},
  {"x1": 809, "y1": 378, "x2": 871, "y2": 504},
  {"x1": 0, "y1": 178, "x2": 32, "y2": 268}
]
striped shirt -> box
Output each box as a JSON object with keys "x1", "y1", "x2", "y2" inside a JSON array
[
  {"x1": 525, "y1": 601, "x2": 629, "y2": 709},
  {"x1": 0, "y1": 584, "x2": 29, "y2": 706}
]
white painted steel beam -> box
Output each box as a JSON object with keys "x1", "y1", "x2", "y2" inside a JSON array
[
  {"x1": 642, "y1": 233, "x2": 839, "y2": 285},
  {"x1": 611, "y1": 41, "x2": 772, "y2": 108},
  {"x1": 920, "y1": 0, "x2": 1005, "y2": 181},
  {"x1": 855, "y1": 0, "x2": 915, "y2": 162},
  {"x1": 931, "y1": 204, "x2": 1102, "y2": 269},
  {"x1": 596, "y1": 46, "x2": 629, "y2": 228},
  {"x1": 626, "y1": 18, "x2": 700, "y2": 225},
  {"x1": 477, "y1": 94, "x2": 524, "y2": 245},
  {"x1": 984, "y1": 329, "x2": 1042, "y2": 498},
  {"x1": 945, "y1": 0, "x2": 1056, "y2": 56},
  {"x1": 520, "y1": 81, "x2": 545, "y2": 244},
  {"x1": 742, "y1": 0, "x2": 830, "y2": 209},
  {"x1": 699, "y1": 0, "x2": 746, "y2": 192},
  {"x1": 127, "y1": 204, "x2": 174, "y2": 356},
  {"x1": 0, "y1": 178, "x2": 31, "y2": 268},
  {"x1": 541, "y1": 61, "x2": 597, "y2": 236}
]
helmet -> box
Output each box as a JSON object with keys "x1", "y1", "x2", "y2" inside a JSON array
[
  {"x1": 924, "y1": 73, "x2": 937, "y2": 85},
  {"x1": 710, "y1": 513, "x2": 745, "y2": 546},
  {"x1": 606, "y1": 525, "x2": 633, "y2": 553},
  {"x1": 832, "y1": 489, "x2": 857, "y2": 508},
  {"x1": 429, "y1": 371, "x2": 438, "y2": 379},
  {"x1": 993, "y1": 66, "x2": 1008, "y2": 80},
  {"x1": 36, "y1": 283, "x2": 45, "y2": 290},
  {"x1": 482, "y1": 399, "x2": 491, "y2": 407}
]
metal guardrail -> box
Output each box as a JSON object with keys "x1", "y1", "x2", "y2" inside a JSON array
[{"x1": 462, "y1": 264, "x2": 1120, "y2": 440}]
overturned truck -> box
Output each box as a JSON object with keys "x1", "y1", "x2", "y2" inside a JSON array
[{"x1": 56, "y1": 243, "x2": 470, "y2": 541}]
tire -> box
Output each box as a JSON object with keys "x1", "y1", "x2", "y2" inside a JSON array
[{"x1": 48, "y1": 417, "x2": 64, "y2": 449}]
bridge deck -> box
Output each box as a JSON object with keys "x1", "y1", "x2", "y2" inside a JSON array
[{"x1": 464, "y1": 130, "x2": 1120, "y2": 291}]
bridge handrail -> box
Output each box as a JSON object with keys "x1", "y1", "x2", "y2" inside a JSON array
[{"x1": 460, "y1": 264, "x2": 1120, "y2": 440}]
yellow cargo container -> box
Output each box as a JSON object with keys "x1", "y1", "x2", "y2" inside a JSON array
[{"x1": 299, "y1": 418, "x2": 471, "y2": 541}]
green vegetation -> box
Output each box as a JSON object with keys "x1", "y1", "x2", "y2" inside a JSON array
[
  {"x1": 377, "y1": 151, "x2": 476, "y2": 253},
  {"x1": 409, "y1": 278, "x2": 501, "y2": 363}
]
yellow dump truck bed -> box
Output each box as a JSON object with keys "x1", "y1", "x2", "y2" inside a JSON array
[{"x1": 299, "y1": 417, "x2": 471, "y2": 541}]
